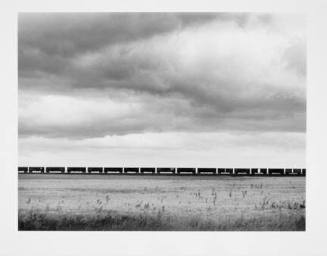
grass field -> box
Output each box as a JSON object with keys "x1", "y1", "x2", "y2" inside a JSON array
[{"x1": 18, "y1": 174, "x2": 305, "y2": 231}]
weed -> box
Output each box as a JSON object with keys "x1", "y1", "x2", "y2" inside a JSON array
[
  {"x1": 105, "y1": 195, "x2": 110, "y2": 203},
  {"x1": 144, "y1": 203, "x2": 150, "y2": 210},
  {"x1": 135, "y1": 202, "x2": 142, "y2": 208}
]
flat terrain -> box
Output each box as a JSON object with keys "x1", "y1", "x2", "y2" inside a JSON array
[{"x1": 18, "y1": 174, "x2": 305, "y2": 231}]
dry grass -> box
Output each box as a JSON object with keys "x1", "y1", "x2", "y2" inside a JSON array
[
  {"x1": 18, "y1": 209, "x2": 305, "y2": 231},
  {"x1": 18, "y1": 175, "x2": 305, "y2": 231}
]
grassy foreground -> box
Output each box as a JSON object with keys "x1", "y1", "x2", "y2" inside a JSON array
[
  {"x1": 19, "y1": 175, "x2": 305, "y2": 231},
  {"x1": 18, "y1": 210, "x2": 305, "y2": 231}
]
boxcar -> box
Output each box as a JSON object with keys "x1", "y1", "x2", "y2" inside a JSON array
[
  {"x1": 88, "y1": 167, "x2": 103, "y2": 174},
  {"x1": 293, "y1": 168, "x2": 302, "y2": 176},
  {"x1": 67, "y1": 167, "x2": 86, "y2": 174},
  {"x1": 285, "y1": 168, "x2": 293, "y2": 175},
  {"x1": 218, "y1": 168, "x2": 233, "y2": 175},
  {"x1": 157, "y1": 167, "x2": 175, "y2": 174},
  {"x1": 234, "y1": 168, "x2": 250, "y2": 175},
  {"x1": 268, "y1": 168, "x2": 284, "y2": 176},
  {"x1": 18, "y1": 167, "x2": 28, "y2": 174},
  {"x1": 103, "y1": 167, "x2": 123, "y2": 174},
  {"x1": 301, "y1": 168, "x2": 306, "y2": 176},
  {"x1": 46, "y1": 167, "x2": 65, "y2": 174},
  {"x1": 123, "y1": 167, "x2": 139, "y2": 174},
  {"x1": 140, "y1": 167, "x2": 156, "y2": 174},
  {"x1": 29, "y1": 167, "x2": 45, "y2": 173},
  {"x1": 197, "y1": 168, "x2": 216, "y2": 175},
  {"x1": 177, "y1": 168, "x2": 196, "y2": 175}
]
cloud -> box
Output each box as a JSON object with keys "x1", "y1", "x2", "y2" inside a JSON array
[
  {"x1": 17, "y1": 13, "x2": 271, "y2": 79},
  {"x1": 283, "y1": 38, "x2": 306, "y2": 76},
  {"x1": 18, "y1": 13, "x2": 306, "y2": 139},
  {"x1": 18, "y1": 13, "x2": 221, "y2": 63},
  {"x1": 19, "y1": 90, "x2": 305, "y2": 139},
  {"x1": 18, "y1": 131, "x2": 305, "y2": 167}
]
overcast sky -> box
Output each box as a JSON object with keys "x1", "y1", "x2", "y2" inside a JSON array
[{"x1": 18, "y1": 13, "x2": 306, "y2": 167}]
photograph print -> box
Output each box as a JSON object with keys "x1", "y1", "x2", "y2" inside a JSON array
[{"x1": 18, "y1": 12, "x2": 306, "y2": 231}]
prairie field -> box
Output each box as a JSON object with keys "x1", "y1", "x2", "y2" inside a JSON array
[{"x1": 18, "y1": 174, "x2": 305, "y2": 231}]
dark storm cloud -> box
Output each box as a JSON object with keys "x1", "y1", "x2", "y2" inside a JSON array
[
  {"x1": 18, "y1": 13, "x2": 306, "y2": 139},
  {"x1": 18, "y1": 12, "x2": 254, "y2": 78},
  {"x1": 18, "y1": 12, "x2": 219, "y2": 60}
]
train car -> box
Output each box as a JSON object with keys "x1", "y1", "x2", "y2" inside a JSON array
[
  {"x1": 140, "y1": 167, "x2": 156, "y2": 174},
  {"x1": 285, "y1": 168, "x2": 293, "y2": 175},
  {"x1": 123, "y1": 167, "x2": 139, "y2": 174},
  {"x1": 157, "y1": 167, "x2": 175, "y2": 174},
  {"x1": 29, "y1": 166, "x2": 45, "y2": 174},
  {"x1": 177, "y1": 168, "x2": 196, "y2": 175},
  {"x1": 67, "y1": 167, "x2": 86, "y2": 174},
  {"x1": 46, "y1": 167, "x2": 65, "y2": 174},
  {"x1": 217, "y1": 168, "x2": 233, "y2": 175},
  {"x1": 268, "y1": 168, "x2": 284, "y2": 176},
  {"x1": 18, "y1": 167, "x2": 28, "y2": 174},
  {"x1": 103, "y1": 167, "x2": 123, "y2": 174},
  {"x1": 293, "y1": 168, "x2": 302, "y2": 176},
  {"x1": 197, "y1": 168, "x2": 216, "y2": 175},
  {"x1": 234, "y1": 168, "x2": 250, "y2": 175},
  {"x1": 302, "y1": 168, "x2": 306, "y2": 176},
  {"x1": 88, "y1": 167, "x2": 103, "y2": 174}
]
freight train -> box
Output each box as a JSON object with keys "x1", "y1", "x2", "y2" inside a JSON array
[{"x1": 18, "y1": 167, "x2": 306, "y2": 176}]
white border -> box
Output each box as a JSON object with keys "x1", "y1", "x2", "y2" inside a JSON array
[{"x1": 1, "y1": 0, "x2": 327, "y2": 255}]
